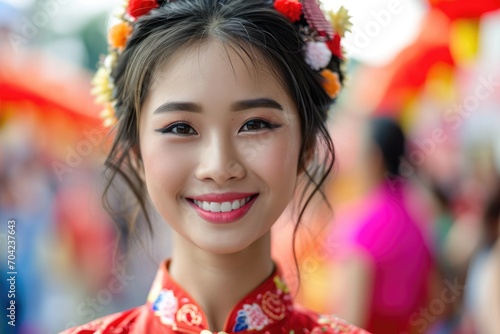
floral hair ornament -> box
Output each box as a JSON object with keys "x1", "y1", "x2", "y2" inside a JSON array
[
  {"x1": 274, "y1": 0, "x2": 351, "y2": 98},
  {"x1": 92, "y1": 0, "x2": 352, "y2": 127},
  {"x1": 91, "y1": 0, "x2": 162, "y2": 127}
]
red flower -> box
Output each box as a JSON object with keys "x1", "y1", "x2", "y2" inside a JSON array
[
  {"x1": 274, "y1": 0, "x2": 303, "y2": 23},
  {"x1": 326, "y1": 33, "x2": 342, "y2": 59},
  {"x1": 127, "y1": 0, "x2": 159, "y2": 19}
]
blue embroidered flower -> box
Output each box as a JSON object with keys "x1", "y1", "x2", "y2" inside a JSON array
[
  {"x1": 152, "y1": 289, "x2": 178, "y2": 325},
  {"x1": 233, "y1": 303, "x2": 270, "y2": 332},
  {"x1": 233, "y1": 309, "x2": 249, "y2": 332}
]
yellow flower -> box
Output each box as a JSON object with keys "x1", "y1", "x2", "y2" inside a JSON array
[
  {"x1": 100, "y1": 103, "x2": 117, "y2": 128},
  {"x1": 328, "y1": 6, "x2": 352, "y2": 38},
  {"x1": 91, "y1": 66, "x2": 113, "y2": 105},
  {"x1": 91, "y1": 65, "x2": 117, "y2": 127}
]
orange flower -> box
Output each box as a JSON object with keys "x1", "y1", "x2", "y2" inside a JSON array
[
  {"x1": 108, "y1": 22, "x2": 132, "y2": 50},
  {"x1": 321, "y1": 69, "x2": 341, "y2": 98}
]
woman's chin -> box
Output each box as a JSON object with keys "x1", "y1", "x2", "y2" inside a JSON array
[{"x1": 193, "y1": 239, "x2": 254, "y2": 255}]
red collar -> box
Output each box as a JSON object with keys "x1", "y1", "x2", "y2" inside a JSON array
[{"x1": 145, "y1": 260, "x2": 293, "y2": 333}]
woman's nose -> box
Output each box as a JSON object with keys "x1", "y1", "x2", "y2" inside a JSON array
[{"x1": 194, "y1": 135, "x2": 245, "y2": 185}]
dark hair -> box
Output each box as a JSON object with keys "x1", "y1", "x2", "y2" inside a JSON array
[
  {"x1": 102, "y1": 0, "x2": 342, "y2": 270},
  {"x1": 369, "y1": 116, "x2": 406, "y2": 177}
]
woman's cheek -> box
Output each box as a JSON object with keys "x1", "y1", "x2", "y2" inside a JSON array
[
  {"x1": 247, "y1": 132, "x2": 300, "y2": 181},
  {"x1": 142, "y1": 140, "x2": 195, "y2": 196}
]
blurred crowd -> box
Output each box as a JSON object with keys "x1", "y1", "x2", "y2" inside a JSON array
[{"x1": 1, "y1": 0, "x2": 499, "y2": 333}]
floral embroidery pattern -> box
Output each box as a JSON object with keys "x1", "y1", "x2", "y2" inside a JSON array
[
  {"x1": 311, "y1": 326, "x2": 337, "y2": 334},
  {"x1": 176, "y1": 304, "x2": 203, "y2": 326},
  {"x1": 63, "y1": 259, "x2": 370, "y2": 334},
  {"x1": 152, "y1": 289, "x2": 179, "y2": 325},
  {"x1": 261, "y1": 291, "x2": 286, "y2": 321},
  {"x1": 313, "y1": 315, "x2": 358, "y2": 333},
  {"x1": 233, "y1": 303, "x2": 270, "y2": 332}
]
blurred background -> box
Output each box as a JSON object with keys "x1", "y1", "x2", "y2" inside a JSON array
[{"x1": 0, "y1": 0, "x2": 499, "y2": 333}]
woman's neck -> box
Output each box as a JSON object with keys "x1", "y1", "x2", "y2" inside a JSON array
[{"x1": 169, "y1": 232, "x2": 274, "y2": 331}]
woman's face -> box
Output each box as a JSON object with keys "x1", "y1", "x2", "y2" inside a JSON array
[{"x1": 139, "y1": 41, "x2": 302, "y2": 254}]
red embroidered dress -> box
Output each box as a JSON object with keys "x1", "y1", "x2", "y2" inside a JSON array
[{"x1": 61, "y1": 260, "x2": 370, "y2": 334}]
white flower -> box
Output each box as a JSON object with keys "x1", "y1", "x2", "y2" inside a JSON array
[
  {"x1": 153, "y1": 289, "x2": 179, "y2": 325},
  {"x1": 304, "y1": 41, "x2": 332, "y2": 71},
  {"x1": 103, "y1": 52, "x2": 118, "y2": 71},
  {"x1": 243, "y1": 303, "x2": 269, "y2": 330}
]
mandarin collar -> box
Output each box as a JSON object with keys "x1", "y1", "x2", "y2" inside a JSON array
[{"x1": 145, "y1": 259, "x2": 293, "y2": 333}]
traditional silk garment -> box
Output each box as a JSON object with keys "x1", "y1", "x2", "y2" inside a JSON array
[{"x1": 61, "y1": 260, "x2": 369, "y2": 334}]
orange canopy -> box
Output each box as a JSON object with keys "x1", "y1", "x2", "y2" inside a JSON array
[
  {"x1": 0, "y1": 48, "x2": 101, "y2": 128},
  {"x1": 429, "y1": 0, "x2": 500, "y2": 19}
]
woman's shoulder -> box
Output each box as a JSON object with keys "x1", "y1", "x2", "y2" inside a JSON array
[{"x1": 59, "y1": 306, "x2": 143, "y2": 334}]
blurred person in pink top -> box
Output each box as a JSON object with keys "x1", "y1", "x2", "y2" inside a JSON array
[{"x1": 327, "y1": 117, "x2": 436, "y2": 334}]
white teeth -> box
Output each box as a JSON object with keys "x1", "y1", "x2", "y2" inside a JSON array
[
  {"x1": 192, "y1": 196, "x2": 253, "y2": 212},
  {"x1": 221, "y1": 202, "x2": 232, "y2": 212},
  {"x1": 209, "y1": 202, "x2": 221, "y2": 212}
]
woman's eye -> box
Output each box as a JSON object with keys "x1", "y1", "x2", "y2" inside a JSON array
[
  {"x1": 240, "y1": 119, "x2": 280, "y2": 132},
  {"x1": 157, "y1": 123, "x2": 197, "y2": 135}
]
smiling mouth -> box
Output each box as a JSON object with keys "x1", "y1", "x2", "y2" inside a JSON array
[{"x1": 188, "y1": 195, "x2": 256, "y2": 213}]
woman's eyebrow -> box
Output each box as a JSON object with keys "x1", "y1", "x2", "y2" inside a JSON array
[
  {"x1": 153, "y1": 102, "x2": 201, "y2": 114},
  {"x1": 231, "y1": 98, "x2": 284, "y2": 111},
  {"x1": 153, "y1": 98, "x2": 283, "y2": 114}
]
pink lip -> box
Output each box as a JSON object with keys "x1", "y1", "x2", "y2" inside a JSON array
[{"x1": 186, "y1": 193, "x2": 259, "y2": 224}]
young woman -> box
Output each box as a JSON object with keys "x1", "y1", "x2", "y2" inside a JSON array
[{"x1": 63, "y1": 0, "x2": 369, "y2": 333}]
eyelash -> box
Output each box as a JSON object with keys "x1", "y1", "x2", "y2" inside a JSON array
[
  {"x1": 156, "y1": 121, "x2": 197, "y2": 135},
  {"x1": 240, "y1": 118, "x2": 281, "y2": 132},
  {"x1": 156, "y1": 118, "x2": 281, "y2": 135}
]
